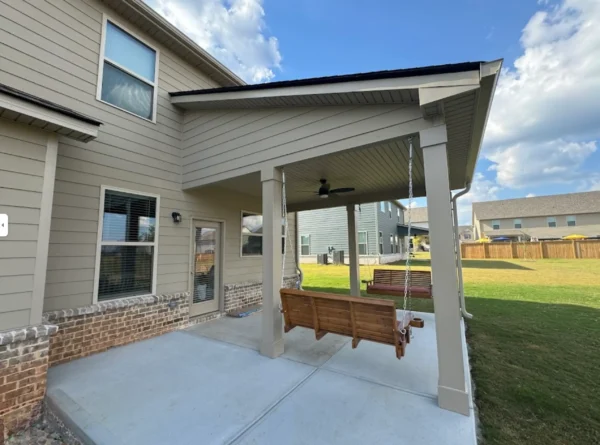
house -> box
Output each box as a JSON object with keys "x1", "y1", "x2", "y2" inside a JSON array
[
  {"x1": 297, "y1": 201, "x2": 407, "y2": 264},
  {"x1": 472, "y1": 191, "x2": 600, "y2": 241},
  {"x1": 0, "y1": 0, "x2": 501, "y2": 433},
  {"x1": 458, "y1": 225, "x2": 474, "y2": 242}
]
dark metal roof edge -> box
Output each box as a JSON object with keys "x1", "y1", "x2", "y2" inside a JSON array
[
  {"x1": 170, "y1": 61, "x2": 484, "y2": 97},
  {"x1": 0, "y1": 83, "x2": 103, "y2": 126}
]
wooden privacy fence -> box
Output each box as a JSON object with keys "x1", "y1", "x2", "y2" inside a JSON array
[{"x1": 461, "y1": 240, "x2": 600, "y2": 260}]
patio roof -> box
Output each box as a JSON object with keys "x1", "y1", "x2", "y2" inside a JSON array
[
  {"x1": 176, "y1": 60, "x2": 502, "y2": 211},
  {"x1": 398, "y1": 224, "x2": 429, "y2": 236}
]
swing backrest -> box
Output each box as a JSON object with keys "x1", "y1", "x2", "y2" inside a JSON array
[
  {"x1": 280, "y1": 288, "x2": 399, "y2": 346},
  {"x1": 372, "y1": 269, "x2": 431, "y2": 288}
]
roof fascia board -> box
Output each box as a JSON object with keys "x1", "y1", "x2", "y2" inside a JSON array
[
  {"x1": 0, "y1": 92, "x2": 99, "y2": 140},
  {"x1": 463, "y1": 59, "x2": 503, "y2": 185},
  {"x1": 171, "y1": 70, "x2": 481, "y2": 106},
  {"x1": 418, "y1": 84, "x2": 480, "y2": 107}
]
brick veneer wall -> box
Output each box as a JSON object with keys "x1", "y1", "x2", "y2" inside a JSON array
[
  {"x1": 224, "y1": 275, "x2": 299, "y2": 313},
  {"x1": 0, "y1": 325, "x2": 58, "y2": 439},
  {"x1": 44, "y1": 292, "x2": 190, "y2": 366}
]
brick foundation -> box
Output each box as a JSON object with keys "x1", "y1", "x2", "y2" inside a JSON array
[
  {"x1": 224, "y1": 275, "x2": 299, "y2": 313},
  {"x1": 0, "y1": 325, "x2": 58, "y2": 439},
  {"x1": 43, "y1": 292, "x2": 190, "y2": 367}
]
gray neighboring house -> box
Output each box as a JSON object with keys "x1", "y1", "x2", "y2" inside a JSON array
[
  {"x1": 473, "y1": 191, "x2": 600, "y2": 240},
  {"x1": 298, "y1": 201, "x2": 407, "y2": 264}
]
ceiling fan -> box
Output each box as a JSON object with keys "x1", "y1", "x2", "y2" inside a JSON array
[{"x1": 301, "y1": 179, "x2": 356, "y2": 199}]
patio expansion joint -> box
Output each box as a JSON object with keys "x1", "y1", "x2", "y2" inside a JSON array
[
  {"x1": 226, "y1": 367, "x2": 320, "y2": 445},
  {"x1": 319, "y1": 364, "x2": 438, "y2": 402}
]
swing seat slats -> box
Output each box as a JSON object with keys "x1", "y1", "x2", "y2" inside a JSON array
[
  {"x1": 364, "y1": 269, "x2": 433, "y2": 299},
  {"x1": 280, "y1": 288, "x2": 422, "y2": 359}
]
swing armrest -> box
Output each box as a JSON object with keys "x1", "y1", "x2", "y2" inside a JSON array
[{"x1": 361, "y1": 279, "x2": 373, "y2": 285}]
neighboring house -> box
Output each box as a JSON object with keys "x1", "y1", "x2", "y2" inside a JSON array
[
  {"x1": 0, "y1": 0, "x2": 501, "y2": 428},
  {"x1": 405, "y1": 206, "x2": 429, "y2": 230},
  {"x1": 298, "y1": 201, "x2": 406, "y2": 264},
  {"x1": 458, "y1": 226, "x2": 474, "y2": 242},
  {"x1": 473, "y1": 191, "x2": 600, "y2": 241}
]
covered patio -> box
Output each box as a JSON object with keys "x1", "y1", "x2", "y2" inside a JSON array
[
  {"x1": 173, "y1": 60, "x2": 501, "y2": 416},
  {"x1": 47, "y1": 311, "x2": 476, "y2": 445}
]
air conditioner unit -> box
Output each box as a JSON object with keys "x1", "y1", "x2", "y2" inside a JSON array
[
  {"x1": 333, "y1": 250, "x2": 344, "y2": 265},
  {"x1": 317, "y1": 253, "x2": 329, "y2": 265}
]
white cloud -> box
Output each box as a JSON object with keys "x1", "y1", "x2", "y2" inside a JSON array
[
  {"x1": 526, "y1": 193, "x2": 537, "y2": 197},
  {"x1": 486, "y1": 139, "x2": 597, "y2": 188},
  {"x1": 484, "y1": 0, "x2": 600, "y2": 188},
  {"x1": 147, "y1": 0, "x2": 282, "y2": 83}
]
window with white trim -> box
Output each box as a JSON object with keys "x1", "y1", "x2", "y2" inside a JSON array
[
  {"x1": 380, "y1": 202, "x2": 385, "y2": 212},
  {"x1": 492, "y1": 220, "x2": 500, "y2": 230},
  {"x1": 389, "y1": 234, "x2": 394, "y2": 253},
  {"x1": 388, "y1": 202, "x2": 392, "y2": 218},
  {"x1": 567, "y1": 215, "x2": 576, "y2": 227},
  {"x1": 300, "y1": 235, "x2": 310, "y2": 255},
  {"x1": 98, "y1": 18, "x2": 158, "y2": 121},
  {"x1": 379, "y1": 231, "x2": 383, "y2": 255},
  {"x1": 96, "y1": 188, "x2": 158, "y2": 301},
  {"x1": 241, "y1": 211, "x2": 285, "y2": 256},
  {"x1": 397, "y1": 208, "x2": 401, "y2": 222},
  {"x1": 514, "y1": 219, "x2": 522, "y2": 229},
  {"x1": 547, "y1": 216, "x2": 557, "y2": 228},
  {"x1": 358, "y1": 231, "x2": 368, "y2": 255}
]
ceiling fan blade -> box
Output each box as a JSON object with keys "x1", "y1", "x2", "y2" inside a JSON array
[{"x1": 329, "y1": 187, "x2": 355, "y2": 194}]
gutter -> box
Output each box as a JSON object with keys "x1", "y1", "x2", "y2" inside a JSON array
[{"x1": 452, "y1": 183, "x2": 473, "y2": 319}]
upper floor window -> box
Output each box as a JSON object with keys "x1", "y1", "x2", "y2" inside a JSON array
[
  {"x1": 380, "y1": 202, "x2": 385, "y2": 213},
  {"x1": 492, "y1": 220, "x2": 500, "y2": 230},
  {"x1": 98, "y1": 18, "x2": 159, "y2": 121},
  {"x1": 389, "y1": 234, "x2": 394, "y2": 253},
  {"x1": 397, "y1": 208, "x2": 401, "y2": 222},
  {"x1": 514, "y1": 219, "x2": 522, "y2": 229},
  {"x1": 567, "y1": 215, "x2": 576, "y2": 227},
  {"x1": 547, "y1": 216, "x2": 557, "y2": 228},
  {"x1": 388, "y1": 202, "x2": 392, "y2": 218},
  {"x1": 378, "y1": 231, "x2": 383, "y2": 255}
]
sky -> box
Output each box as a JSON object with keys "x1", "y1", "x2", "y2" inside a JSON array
[{"x1": 146, "y1": 0, "x2": 600, "y2": 224}]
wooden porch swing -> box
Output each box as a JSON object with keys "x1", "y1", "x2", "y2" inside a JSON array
[
  {"x1": 278, "y1": 137, "x2": 424, "y2": 359},
  {"x1": 363, "y1": 269, "x2": 433, "y2": 299}
]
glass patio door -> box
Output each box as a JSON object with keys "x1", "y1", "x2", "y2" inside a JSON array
[{"x1": 190, "y1": 221, "x2": 221, "y2": 316}]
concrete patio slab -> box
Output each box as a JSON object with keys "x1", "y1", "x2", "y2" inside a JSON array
[
  {"x1": 47, "y1": 332, "x2": 315, "y2": 445},
  {"x1": 187, "y1": 312, "x2": 351, "y2": 367},
  {"x1": 322, "y1": 311, "x2": 438, "y2": 398},
  {"x1": 46, "y1": 310, "x2": 477, "y2": 445},
  {"x1": 235, "y1": 369, "x2": 476, "y2": 445}
]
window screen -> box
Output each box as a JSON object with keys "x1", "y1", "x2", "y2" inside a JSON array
[
  {"x1": 358, "y1": 232, "x2": 368, "y2": 255},
  {"x1": 98, "y1": 190, "x2": 157, "y2": 301}
]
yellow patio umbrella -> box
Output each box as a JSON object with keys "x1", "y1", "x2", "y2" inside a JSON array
[
  {"x1": 563, "y1": 234, "x2": 587, "y2": 240},
  {"x1": 476, "y1": 237, "x2": 490, "y2": 243}
]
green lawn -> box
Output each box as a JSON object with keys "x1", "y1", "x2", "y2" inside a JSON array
[{"x1": 301, "y1": 257, "x2": 600, "y2": 445}]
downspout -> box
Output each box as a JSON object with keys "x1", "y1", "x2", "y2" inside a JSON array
[{"x1": 452, "y1": 183, "x2": 473, "y2": 319}]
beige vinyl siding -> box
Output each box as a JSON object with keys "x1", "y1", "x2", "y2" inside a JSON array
[
  {"x1": 181, "y1": 104, "x2": 421, "y2": 188},
  {"x1": 0, "y1": 121, "x2": 48, "y2": 329},
  {"x1": 0, "y1": 0, "x2": 296, "y2": 312}
]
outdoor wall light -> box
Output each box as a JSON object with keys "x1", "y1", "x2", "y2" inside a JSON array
[{"x1": 171, "y1": 212, "x2": 182, "y2": 224}]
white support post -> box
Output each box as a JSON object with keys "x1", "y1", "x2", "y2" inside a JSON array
[
  {"x1": 421, "y1": 125, "x2": 470, "y2": 416},
  {"x1": 260, "y1": 167, "x2": 284, "y2": 358},
  {"x1": 346, "y1": 204, "x2": 360, "y2": 296},
  {"x1": 30, "y1": 134, "x2": 59, "y2": 325}
]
